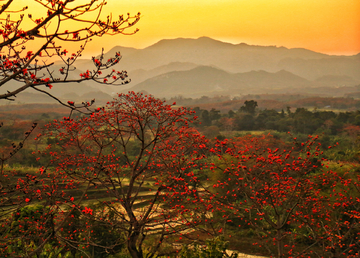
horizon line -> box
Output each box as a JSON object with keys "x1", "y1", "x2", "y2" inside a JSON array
[{"x1": 85, "y1": 36, "x2": 359, "y2": 58}]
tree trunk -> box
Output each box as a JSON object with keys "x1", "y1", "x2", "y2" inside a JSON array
[
  {"x1": 128, "y1": 231, "x2": 143, "y2": 258},
  {"x1": 276, "y1": 228, "x2": 284, "y2": 258}
]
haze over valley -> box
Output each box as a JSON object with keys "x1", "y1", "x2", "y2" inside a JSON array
[{"x1": 5, "y1": 37, "x2": 360, "y2": 103}]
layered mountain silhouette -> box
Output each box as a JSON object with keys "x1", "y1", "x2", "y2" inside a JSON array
[
  {"x1": 129, "y1": 66, "x2": 313, "y2": 98},
  {"x1": 108, "y1": 37, "x2": 330, "y2": 73},
  {"x1": 104, "y1": 37, "x2": 360, "y2": 97},
  {"x1": 3, "y1": 37, "x2": 359, "y2": 101}
]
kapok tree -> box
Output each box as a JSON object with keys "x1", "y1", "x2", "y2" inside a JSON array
[
  {"x1": 324, "y1": 168, "x2": 360, "y2": 257},
  {"x1": 0, "y1": 0, "x2": 140, "y2": 256},
  {"x1": 0, "y1": 0, "x2": 140, "y2": 112},
  {"x1": 40, "y1": 92, "x2": 209, "y2": 258},
  {"x1": 208, "y1": 134, "x2": 359, "y2": 257}
]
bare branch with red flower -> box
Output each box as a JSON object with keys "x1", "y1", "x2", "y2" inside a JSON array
[{"x1": 0, "y1": 0, "x2": 140, "y2": 113}]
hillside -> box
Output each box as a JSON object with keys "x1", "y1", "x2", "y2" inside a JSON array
[
  {"x1": 3, "y1": 37, "x2": 359, "y2": 102},
  {"x1": 129, "y1": 66, "x2": 321, "y2": 98}
]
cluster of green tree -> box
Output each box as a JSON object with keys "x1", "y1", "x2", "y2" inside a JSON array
[
  {"x1": 192, "y1": 100, "x2": 360, "y2": 163},
  {"x1": 169, "y1": 95, "x2": 360, "y2": 113},
  {"x1": 194, "y1": 100, "x2": 360, "y2": 135}
]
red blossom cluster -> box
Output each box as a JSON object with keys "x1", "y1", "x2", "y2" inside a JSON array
[
  {"x1": 1, "y1": 93, "x2": 359, "y2": 257},
  {"x1": 34, "y1": 92, "x2": 211, "y2": 257},
  {"x1": 0, "y1": 0, "x2": 140, "y2": 113},
  {"x1": 207, "y1": 134, "x2": 360, "y2": 257}
]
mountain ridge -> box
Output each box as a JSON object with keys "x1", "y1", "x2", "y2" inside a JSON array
[
  {"x1": 4, "y1": 37, "x2": 358, "y2": 102},
  {"x1": 128, "y1": 65, "x2": 317, "y2": 98}
]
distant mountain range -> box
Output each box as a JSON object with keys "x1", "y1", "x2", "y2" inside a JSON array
[
  {"x1": 3, "y1": 37, "x2": 360, "y2": 102},
  {"x1": 98, "y1": 37, "x2": 360, "y2": 98},
  {"x1": 130, "y1": 66, "x2": 313, "y2": 98}
]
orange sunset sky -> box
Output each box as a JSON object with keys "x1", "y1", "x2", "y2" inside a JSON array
[{"x1": 16, "y1": 0, "x2": 360, "y2": 56}]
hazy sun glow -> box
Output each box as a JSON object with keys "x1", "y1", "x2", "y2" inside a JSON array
[{"x1": 11, "y1": 0, "x2": 360, "y2": 56}]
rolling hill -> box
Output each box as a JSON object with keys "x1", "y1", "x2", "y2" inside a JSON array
[{"x1": 128, "y1": 66, "x2": 314, "y2": 98}]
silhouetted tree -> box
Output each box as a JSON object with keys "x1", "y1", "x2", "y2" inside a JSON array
[{"x1": 240, "y1": 100, "x2": 258, "y2": 115}]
